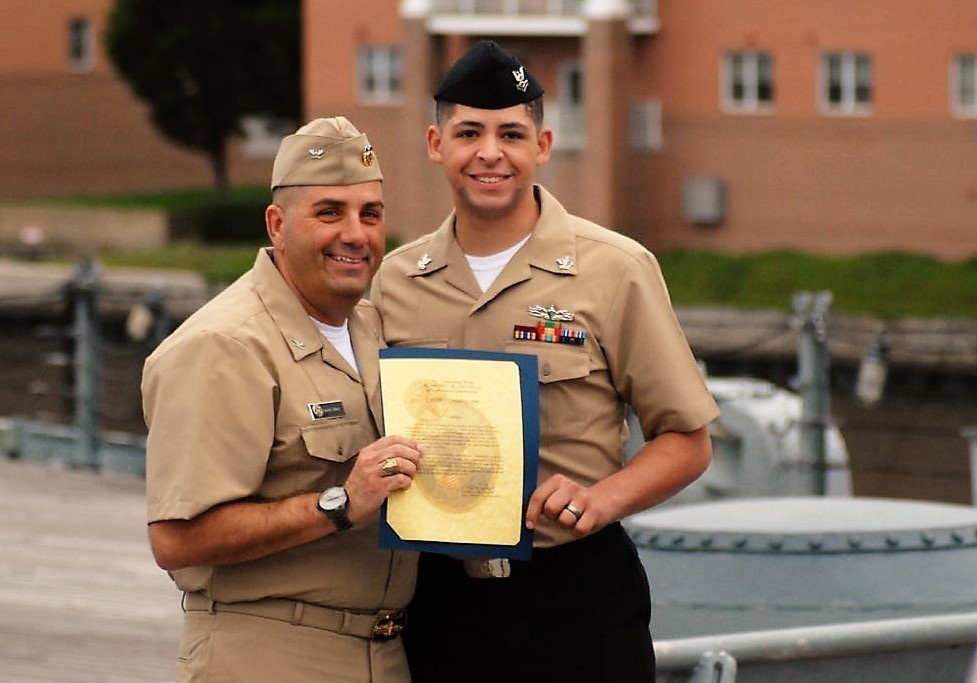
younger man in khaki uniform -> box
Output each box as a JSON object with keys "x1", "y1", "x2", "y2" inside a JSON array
[
  {"x1": 142, "y1": 117, "x2": 422, "y2": 683},
  {"x1": 372, "y1": 42, "x2": 720, "y2": 682}
]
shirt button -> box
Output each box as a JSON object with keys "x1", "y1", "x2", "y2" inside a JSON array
[{"x1": 542, "y1": 365, "x2": 552, "y2": 377}]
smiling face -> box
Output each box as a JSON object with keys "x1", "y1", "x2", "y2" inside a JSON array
[
  {"x1": 265, "y1": 182, "x2": 385, "y2": 325},
  {"x1": 427, "y1": 103, "x2": 552, "y2": 228}
]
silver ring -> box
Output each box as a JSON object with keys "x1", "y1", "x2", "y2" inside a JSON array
[
  {"x1": 381, "y1": 457, "x2": 400, "y2": 476},
  {"x1": 563, "y1": 503, "x2": 582, "y2": 521}
]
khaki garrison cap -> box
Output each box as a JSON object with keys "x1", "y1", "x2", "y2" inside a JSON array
[{"x1": 270, "y1": 116, "x2": 382, "y2": 190}]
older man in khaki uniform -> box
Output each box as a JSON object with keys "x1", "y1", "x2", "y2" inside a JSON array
[
  {"x1": 371, "y1": 42, "x2": 720, "y2": 682},
  {"x1": 142, "y1": 117, "x2": 422, "y2": 683}
]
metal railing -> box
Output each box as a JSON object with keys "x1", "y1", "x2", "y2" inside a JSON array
[
  {"x1": 0, "y1": 260, "x2": 187, "y2": 476},
  {"x1": 433, "y1": 0, "x2": 580, "y2": 13},
  {"x1": 429, "y1": 0, "x2": 656, "y2": 18},
  {"x1": 656, "y1": 612, "x2": 977, "y2": 682}
]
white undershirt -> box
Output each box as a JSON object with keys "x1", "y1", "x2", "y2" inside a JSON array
[
  {"x1": 310, "y1": 317, "x2": 359, "y2": 374},
  {"x1": 465, "y1": 234, "x2": 532, "y2": 292}
]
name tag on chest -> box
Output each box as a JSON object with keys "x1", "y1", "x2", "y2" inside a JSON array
[{"x1": 308, "y1": 401, "x2": 346, "y2": 421}]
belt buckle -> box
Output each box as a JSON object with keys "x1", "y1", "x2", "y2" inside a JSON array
[
  {"x1": 462, "y1": 557, "x2": 511, "y2": 579},
  {"x1": 371, "y1": 612, "x2": 404, "y2": 641}
]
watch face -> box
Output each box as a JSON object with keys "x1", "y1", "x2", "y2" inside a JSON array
[
  {"x1": 318, "y1": 487, "x2": 352, "y2": 531},
  {"x1": 319, "y1": 487, "x2": 347, "y2": 511}
]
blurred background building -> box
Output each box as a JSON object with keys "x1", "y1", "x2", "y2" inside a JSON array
[
  {"x1": 0, "y1": 0, "x2": 270, "y2": 198},
  {"x1": 2, "y1": 0, "x2": 975, "y2": 259},
  {"x1": 303, "y1": 0, "x2": 977, "y2": 258}
]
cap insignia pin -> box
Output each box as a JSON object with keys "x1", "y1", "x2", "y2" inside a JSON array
[
  {"x1": 308, "y1": 147, "x2": 325, "y2": 160},
  {"x1": 556, "y1": 255, "x2": 574, "y2": 271},
  {"x1": 361, "y1": 144, "x2": 375, "y2": 167},
  {"x1": 528, "y1": 304, "x2": 575, "y2": 322},
  {"x1": 417, "y1": 253, "x2": 433, "y2": 271},
  {"x1": 512, "y1": 66, "x2": 530, "y2": 93}
]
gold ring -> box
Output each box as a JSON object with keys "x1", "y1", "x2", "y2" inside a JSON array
[
  {"x1": 563, "y1": 503, "x2": 582, "y2": 521},
  {"x1": 381, "y1": 457, "x2": 400, "y2": 476}
]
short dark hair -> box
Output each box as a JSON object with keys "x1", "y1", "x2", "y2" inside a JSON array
[{"x1": 435, "y1": 97, "x2": 545, "y2": 131}]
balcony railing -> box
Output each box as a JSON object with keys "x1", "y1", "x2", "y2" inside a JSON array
[
  {"x1": 417, "y1": 0, "x2": 659, "y2": 35},
  {"x1": 432, "y1": 0, "x2": 583, "y2": 13}
]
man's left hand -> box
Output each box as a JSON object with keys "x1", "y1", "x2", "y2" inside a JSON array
[{"x1": 524, "y1": 474, "x2": 608, "y2": 537}]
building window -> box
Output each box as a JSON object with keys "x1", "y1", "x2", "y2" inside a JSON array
[
  {"x1": 723, "y1": 51, "x2": 774, "y2": 113},
  {"x1": 821, "y1": 52, "x2": 872, "y2": 115},
  {"x1": 952, "y1": 54, "x2": 977, "y2": 118},
  {"x1": 631, "y1": 99, "x2": 663, "y2": 152},
  {"x1": 548, "y1": 60, "x2": 584, "y2": 151},
  {"x1": 357, "y1": 46, "x2": 403, "y2": 104},
  {"x1": 68, "y1": 17, "x2": 94, "y2": 72}
]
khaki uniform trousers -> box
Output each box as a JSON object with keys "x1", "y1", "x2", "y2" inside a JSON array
[{"x1": 176, "y1": 610, "x2": 410, "y2": 683}]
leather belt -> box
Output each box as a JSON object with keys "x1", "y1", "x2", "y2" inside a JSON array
[{"x1": 183, "y1": 592, "x2": 405, "y2": 641}]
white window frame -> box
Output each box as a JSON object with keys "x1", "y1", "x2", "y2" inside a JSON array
[
  {"x1": 547, "y1": 59, "x2": 584, "y2": 151},
  {"x1": 356, "y1": 46, "x2": 403, "y2": 105},
  {"x1": 820, "y1": 52, "x2": 873, "y2": 116},
  {"x1": 630, "y1": 99, "x2": 663, "y2": 152},
  {"x1": 951, "y1": 53, "x2": 977, "y2": 118},
  {"x1": 722, "y1": 51, "x2": 774, "y2": 113},
  {"x1": 68, "y1": 17, "x2": 94, "y2": 72}
]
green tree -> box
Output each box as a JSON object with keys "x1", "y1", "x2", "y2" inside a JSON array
[{"x1": 104, "y1": 0, "x2": 301, "y2": 194}]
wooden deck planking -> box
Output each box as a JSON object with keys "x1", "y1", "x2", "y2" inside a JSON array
[{"x1": 0, "y1": 458, "x2": 181, "y2": 683}]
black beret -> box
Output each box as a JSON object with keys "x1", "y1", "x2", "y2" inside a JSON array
[{"x1": 434, "y1": 40, "x2": 544, "y2": 109}]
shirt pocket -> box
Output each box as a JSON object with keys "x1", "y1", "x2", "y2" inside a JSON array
[
  {"x1": 504, "y1": 342, "x2": 590, "y2": 385},
  {"x1": 300, "y1": 419, "x2": 365, "y2": 464}
]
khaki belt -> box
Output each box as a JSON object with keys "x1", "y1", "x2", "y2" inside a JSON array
[{"x1": 183, "y1": 592, "x2": 405, "y2": 641}]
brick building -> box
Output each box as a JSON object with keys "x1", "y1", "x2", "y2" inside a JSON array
[
  {"x1": 3, "y1": 1, "x2": 975, "y2": 259},
  {"x1": 0, "y1": 0, "x2": 272, "y2": 199},
  {"x1": 303, "y1": 0, "x2": 977, "y2": 260}
]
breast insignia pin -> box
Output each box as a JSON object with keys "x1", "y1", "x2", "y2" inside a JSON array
[
  {"x1": 417, "y1": 253, "x2": 433, "y2": 271},
  {"x1": 528, "y1": 304, "x2": 575, "y2": 322}
]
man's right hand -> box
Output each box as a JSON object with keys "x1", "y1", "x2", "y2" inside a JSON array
[{"x1": 343, "y1": 436, "x2": 423, "y2": 526}]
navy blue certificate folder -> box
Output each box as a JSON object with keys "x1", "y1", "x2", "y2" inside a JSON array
[{"x1": 377, "y1": 347, "x2": 539, "y2": 560}]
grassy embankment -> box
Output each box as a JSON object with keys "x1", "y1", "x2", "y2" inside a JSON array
[{"x1": 60, "y1": 187, "x2": 977, "y2": 320}]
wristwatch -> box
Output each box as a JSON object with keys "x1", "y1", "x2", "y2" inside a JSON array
[{"x1": 317, "y1": 486, "x2": 353, "y2": 531}]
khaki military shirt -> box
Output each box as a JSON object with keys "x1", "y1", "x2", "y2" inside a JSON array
[
  {"x1": 143, "y1": 248, "x2": 416, "y2": 609},
  {"x1": 372, "y1": 187, "x2": 719, "y2": 547}
]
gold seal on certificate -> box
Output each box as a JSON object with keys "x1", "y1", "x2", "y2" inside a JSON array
[{"x1": 408, "y1": 395, "x2": 501, "y2": 514}]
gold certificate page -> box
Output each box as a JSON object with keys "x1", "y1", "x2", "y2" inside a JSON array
[{"x1": 379, "y1": 357, "x2": 525, "y2": 546}]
